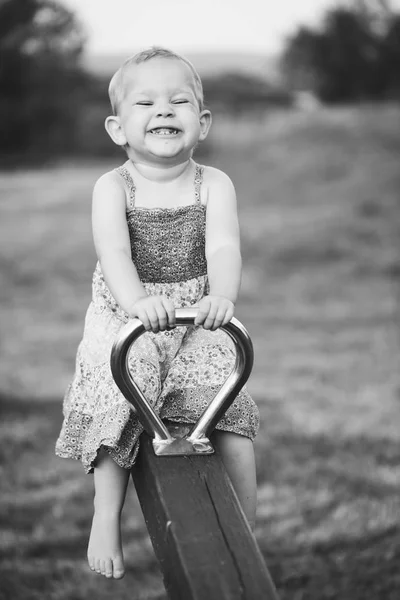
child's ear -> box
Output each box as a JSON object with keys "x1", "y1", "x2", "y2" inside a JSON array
[
  {"x1": 105, "y1": 115, "x2": 127, "y2": 146},
  {"x1": 198, "y1": 110, "x2": 212, "y2": 141}
]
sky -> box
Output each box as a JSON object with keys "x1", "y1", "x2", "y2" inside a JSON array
[{"x1": 59, "y1": 0, "x2": 360, "y2": 57}]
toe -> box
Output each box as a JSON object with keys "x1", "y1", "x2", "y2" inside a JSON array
[
  {"x1": 104, "y1": 558, "x2": 113, "y2": 579},
  {"x1": 87, "y1": 555, "x2": 95, "y2": 571},
  {"x1": 100, "y1": 559, "x2": 106, "y2": 576},
  {"x1": 95, "y1": 558, "x2": 101, "y2": 574},
  {"x1": 112, "y1": 556, "x2": 125, "y2": 580}
]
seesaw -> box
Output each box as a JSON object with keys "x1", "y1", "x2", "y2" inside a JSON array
[{"x1": 111, "y1": 307, "x2": 279, "y2": 599}]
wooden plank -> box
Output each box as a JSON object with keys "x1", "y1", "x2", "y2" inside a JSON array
[{"x1": 132, "y1": 433, "x2": 279, "y2": 600}]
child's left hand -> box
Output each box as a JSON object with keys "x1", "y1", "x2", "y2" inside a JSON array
[{"x1": 194, "y1": 295, "x2": 234, "y2": 331}]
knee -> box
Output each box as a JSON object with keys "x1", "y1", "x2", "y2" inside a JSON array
[{"x1": 212, "y1": 430, "x2": 253, "y2": 455}]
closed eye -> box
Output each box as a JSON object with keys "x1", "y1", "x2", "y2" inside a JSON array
[
  {"x1": 173, "y1": 99, "x2": 189, "y2": 104},
  {"x1": 136, "y1": 101, "x2": 153, "y2": 106}
]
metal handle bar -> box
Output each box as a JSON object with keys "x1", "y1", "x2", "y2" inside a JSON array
[{"x1": 110, "y1": 307, "x2": 254, "y2": 455}]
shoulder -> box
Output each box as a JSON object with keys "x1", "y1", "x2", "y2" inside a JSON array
[
  {"x1": 93, "y1": 168, "x2": 125, "y2": 196},
  {"x1": 92, "y1": 168, "x2": 127, "y2": 209},
  {"x1": 199, "y1": 165, "x2": 236, "y2": 208},
  {"x1": 201, "y1": 165, "x2": 235, "y2": 191}
]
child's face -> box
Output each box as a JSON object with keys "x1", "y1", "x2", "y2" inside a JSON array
[{"x1": 109, "y1": 58, "x2": 211, "y2": 165}]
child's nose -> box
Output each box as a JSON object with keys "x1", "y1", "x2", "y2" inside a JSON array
[{"x1": 156, "y1": 103, "x2": 175, "y2": 118}]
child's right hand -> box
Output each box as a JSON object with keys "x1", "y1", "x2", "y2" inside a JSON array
[{"x1": 129, "y1": 295, "x2": 176, "y2": 333}]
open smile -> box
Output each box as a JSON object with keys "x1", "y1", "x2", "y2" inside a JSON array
[{"x1": 148, "y1": 127, "x2": 181, "y2": 136}]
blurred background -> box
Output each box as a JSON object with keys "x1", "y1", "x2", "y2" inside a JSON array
[{"x1": 1, "y1": 0, "x2": 400, "y2": 598}]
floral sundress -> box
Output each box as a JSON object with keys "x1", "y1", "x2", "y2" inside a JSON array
[{"x1": 55, "y1": 163, "x2": 259, "y2": 473}]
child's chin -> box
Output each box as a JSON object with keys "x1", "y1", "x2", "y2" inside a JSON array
[
  {"x1": 151, "y1": 148, "x2": 184, "y2": 160},
  {"x1": 153, "y1": 141, "x2": 180, "y2": 151}
]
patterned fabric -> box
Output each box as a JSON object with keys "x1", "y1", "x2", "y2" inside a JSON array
[
  {"x1": 120, "y1": 165, "x2": 208, "y2": 283},
  {"x1": 55, "y1": 162, "x2": 260, "y2": 473}
]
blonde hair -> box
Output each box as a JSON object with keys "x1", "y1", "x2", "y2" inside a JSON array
[{"x1": 108, "y1": 46, "x2": 204, "y2": 115}]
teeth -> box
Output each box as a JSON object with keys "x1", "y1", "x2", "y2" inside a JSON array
[{"x1": 150, "y1": 128, "x2": 178, "y2": 135}]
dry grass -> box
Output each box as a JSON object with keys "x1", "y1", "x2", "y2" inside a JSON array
[{"x1": 1, "y1": 104, "x2": 400, "y2": 599}]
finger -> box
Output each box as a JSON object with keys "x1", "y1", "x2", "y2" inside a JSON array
[
  {"x1": 162, "y1": 299, "x2": 176, "y2": 328},
  {"x1": 211, "y1": 307, "x2": 227, "y2": 331},
  {"x1": 194, "y1": 299, "x2": 210, "y2": 326},
  {"x1": 155, "y1": 303, "x2": 168, "y2": 331},
  {"x1": 135, "y1": 308, "x2": 151, "y2": 332},
  {"x1": 146, "y1": 307, "x2": 160, "y2": 333},
  {"x1": 203, "y1": 304, "x2": 218, "y2": 330},
  {"x1": 221, "y1": 304, "x2": 234, "y2": 327}
]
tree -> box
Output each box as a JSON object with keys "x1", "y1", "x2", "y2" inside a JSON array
[
  {"x1": 281, "y1": 3, "x2": 400, "y2": 103},
  {"x1": 380, "y1": 14, "x2": 400, "y2": 96},
  {"x1": 0, "y1": 0, "x2": 87, "y2": 162}
]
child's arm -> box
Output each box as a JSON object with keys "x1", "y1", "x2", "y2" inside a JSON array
[
  {"x1": 92, "y1": 172, "x2": 175, "y2": 332},
  {"x1": 194, "y1": 168, "x2": 242, "y2": 331}
]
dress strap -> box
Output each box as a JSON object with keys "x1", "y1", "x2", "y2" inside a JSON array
[
  {"x1": 194, "y1": 164, "x2": 204, "y2": 205},
  {"x1": 115, "y1": 166, "x2": 136, "y2": 209}
]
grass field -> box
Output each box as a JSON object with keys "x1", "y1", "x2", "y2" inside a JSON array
[{"x1": 1, "y1": 104, "x2": 400, "y2": 599}]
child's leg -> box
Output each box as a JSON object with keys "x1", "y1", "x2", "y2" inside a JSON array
[
  {"x1": 212, "y1": 431, "x2": 257, "y2": 531},
  {"x1": 87, "y1": 449, "x2": 130, "y2": 579}
]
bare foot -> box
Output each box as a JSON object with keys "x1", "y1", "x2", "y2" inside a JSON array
[{"x1": 87, "y1": 510, "x2": 125, "y2": 579}]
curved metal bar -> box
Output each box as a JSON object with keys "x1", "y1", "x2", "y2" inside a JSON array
[{"x1": 110, "y1": 307, "x2": 254, "y2": 455}]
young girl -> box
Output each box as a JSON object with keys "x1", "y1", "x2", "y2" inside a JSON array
[{"x1": 56, "y1": 46, "x2": 259, "y2": 580}]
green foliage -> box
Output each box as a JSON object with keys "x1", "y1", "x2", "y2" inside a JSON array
[
  {"x1": 0, "y1": 0, "x2": 87, "y2": 163},
  {"x1": 282, "y1": 5, "x2": 400, "y2": 102}
]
